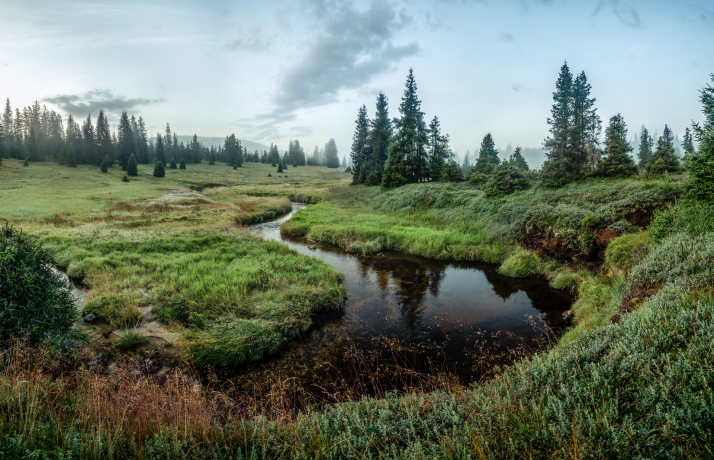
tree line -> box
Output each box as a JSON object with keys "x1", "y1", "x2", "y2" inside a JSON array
[{"x1": 348, "y1": 65, "x2": 709, "y2": 197}]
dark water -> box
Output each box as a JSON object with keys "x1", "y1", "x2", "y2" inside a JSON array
[{"x1": 238, "y1": 204, "x2": 572, "y2": 393}]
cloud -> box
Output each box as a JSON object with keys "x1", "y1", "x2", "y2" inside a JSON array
[
  {"x1": 273, "y1": 1, "x2": 418, "y2": 114},
  {"x1": 591, "y1": 0, "x2": 642, "y2": 28},
  {"x1": 497, "y1": 32, "x2": 514, "y2": 43},
  {"x1": 510, "y1": 83, "x2": 531, "y2": 92},
  {"x1": 42, "y1": 89, "x2": 162, "y2": 117}
]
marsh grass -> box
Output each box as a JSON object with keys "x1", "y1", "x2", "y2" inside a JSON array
[{"x1": 116, "y1": 330, "x2": 149, "y2": 350}]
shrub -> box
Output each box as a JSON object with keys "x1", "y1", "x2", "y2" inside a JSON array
[
  {"x1": 498, "y1": 249, "x2": 541, "y2": 277},
  {"x1": 0, "y1": 224, "x2": 76, "y2": 342},
  {"x1": 483, "y1": 161, "x2": 529, "y2": 197},
  {"x1": 605, "y1": 232, "x2": 649, "y2": 276},
  {"x1": 153, "y1": 162, "x2": 165, "y2": 178},
  {"x1": 116, "y1": 330, "x2": 149, "y2": 350}
]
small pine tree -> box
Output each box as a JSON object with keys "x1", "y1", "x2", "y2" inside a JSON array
[
  {"x1": 649, "y1": 125, "x2": 681, "y2": 176},
  {"x1": 483, "y1": 161, "x2": 529, "y2": 197},
  {"x1": 473, "y1": 133, "x2": 500, "y2": 175},
  {"x1": 208, "y1": 152, "x2": 216, "y2": 165},
  {"x1": 637, "y1": 126, "x2": 653, "y2": 169},
  {"x1": 153, "y1": 161, "x2": 165, "y2": 178},
  {"x1": 23, "y1": 159, "x2": 28, "y2": 167},
  {"x1": 66, "y1": 144, "x2": 77, "y2": 168},
  {"x1": 100, "y1": 155, "x2": 111, "y2": 173},
  {"x1": 277, "y1": 163, "x2": 284, "y2": 173},
  {"x1": 595, "y1": 113, "x2": 637, "y2": 178},
  {"x1": 126, "y1": 153, "x2": 138, "y2": 176},
  {"x1": 688, "y1": 74, "x2": 714, "y2": 201},
  {"x1": 121, "y1": 175, "x2": 129, "y2": 182},
  {"x1": 179, "y1": 159, "x2": 186, "y2": 169},
  {"x1": 509, "y1": 147, "x2": 529, "y2": 171},
  {"x1": 169, "y1": 158, "x2": 177, "y2": 169}
]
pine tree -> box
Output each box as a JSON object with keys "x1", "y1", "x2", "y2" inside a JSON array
[
  {"x1": 277, "y1": 163, "x2": 284, "y2": 173},
  {"x1": 153, "y1": 161, "x2": 165, "y2": 178},
  {"x1": 571, "y1": 71, "x2": 601, "y2": 175},
  {"x1": 461, "y1": 152, "x2": 471, "y2": 175},
  {"x1": 208, "y1": 151, "x2": 216, "y2": 165},
  {"x1": 382, "y1": 69, "x2": 427, "y2": 187},
  {"x1": 81, "y1": 114, "x2": 96, "y2": 165},
  {"x1": 137, "y1": 117, "x2": 150, "y2": 163},
  {"x1": 509, "y1": 146, "x2": 529, "y2": 171},
  {"x1": 268, "y1": 143, "x2": 281, "y2": 166},
  {"x1": 65, "y1": 143, "x2": 77, "y2": 167},
  {"x1": 350, "y1": 105, "x2": 370, "y2": 184},
  {"x1": 288, "y1": 139, "x2": 306, "y2": 166},
  {"x1": 1, "y1": 99, "x2": 12, "y2": 158},
  {"x1": 325, "y1": 138, "x2": 340, "y2": 168},
  {"x1": 95, "y1": 110, "x2": 113, "y2": 164},
  {"x1": 164, "y1": 124, "x2": 172, "y2": 150},
  {"x1": 154, "y1": 133, "x2": 166, "y2": 165},
  {"x1": 649, "y1": 125, "x2": 681, "y2": 175},
  {"x1": 117, "y1": 112, "x2": 134, "y2": 170},
  {"x1": 427, "y1": 116, "x2": 451, "y2": 181},
  {"x1": 483, "y1": 161, "x2": 529, "y2": 197},
  {"x1": 682, "y1": 127, "x2": 696, "y2": 161},
  {"x1": 364, "y1": 92, "x2": 392, "y2": 185},
  {"x1": 474, "y1": 133, "x2": 500, "y2": 175},
  {"x1": 637, "y1": 126, "x2": 653, "y2": 169},
  {"x1": 595, "y1": 114, "x2": 637, "y2": 178},
  {"x1": 224, "y1": 134, "x2": 242, "y2": 167},
  {"x1": 127, "y1": 153, "x2": 138, "y2": 176},
  {"x1": 100, "y1": 155, "x2": 111, "y2": 173},
  {"x1": 179, "y1": 159, "x2": 186, "y2": 169},
  {"x1": 541, "y1": 62, "x2": 574, "y2": 187},
  {"x1": 688, "y1": 73, "x2": 714, "y2": 201},
  {"x1": 169, "y1": 158, "x2": 177, "y2": 169},
  {"x1": 25, "y1": 126, "x2": 39, "y2": 162}
]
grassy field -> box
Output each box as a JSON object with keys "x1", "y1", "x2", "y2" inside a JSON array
[{"x1": 0, "y1": 159, "x2": 350, "y2": 365}]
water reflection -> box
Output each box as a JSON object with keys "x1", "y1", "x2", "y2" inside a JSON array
[{"x1": 239, "y1": 204, "x2": 573, "y2": 390}]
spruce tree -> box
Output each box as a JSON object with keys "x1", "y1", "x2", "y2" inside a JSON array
[
  {"x1": 571, "y1": 71, "x2": 601, "y2": 174},
  {"x1": 25, "y1": 126, "x2": 39, "y2": 162},
  {"x1": 682, "y1": 127, "x2": 696, "y2": 162},
  {"x1": 82, "y1": 114, "x2": 97, "y2": 165},
  {"x1": 66, "y1": 143, "x2": 77, "y2": 168},
  {"x1": 169, "y1": 158, "x2": 177, "y2": 169},
  {"x1": 649, "y1": 125, "x2": 681, "y2": 175},
  {"x1": 688, "y1": 73, "x2": 714, "y2": 201},
  {"x1": 153, "y1": 161, "x2": 165, "y2": 178},
  {"x1": 95, "y1": 110, "x2": 113, "y2": 164},
  {"x1": 127, "y1": 153, "x2": 138, "y2": 176},
  {"x1": 154, "y1": 133, "x2": 166, "y2": 165},
  {"x1": 474, "y1": 133, "x2": 500, "y2": 175},
  {"x1": 595, "y1": 114, "x2": 637, "y2": 178},
  {"x1": 637, "y1": 126, "x2": 653, "y2": 169},
  {"x1": 208, "y1": 151, "x2": 216, "y2": 165},
  {"x1": 100, "y1": 155, "x2": 111, "y2": 173},
  {"x1": 325, "y1": 139, "x2": 340, "y2": 168},
  {"x1": 364, "y1": 92, "x2": 392, "y2": 185},
  {"x1": 117, "y1": 111, "x2": 134, "y2": 170},
  {"x1": 541, "y1": 62, "x2": 574, "y2": 187},
  {"x1": 382, "y1": 69, "x2": 427, "y2": 187},
  {"x1": 427, "y1": 116, "x2": 451, "y2": 181},
  {"x1": 483, "y1": 161, "x2": 529, "y2": 197},
  {"x1": 350, "y1": 105, "x2": 370, "y2": 184},
  {"x1": 277, "y1": 163, "x2": 284, "y2": 173},
  {"x1": 461, "y1": 152, "x2": 471, "y2": 176},
  {"x1": 23, "y1": 159, "x2": 28, "y2": 167},
  {"x1": 179, "y1": 159, "x2": 186, "y2": 169},
  {"x1": 137, "y1": 117, "x2": 150, "y2": 164},
  {"x1": 509, "y1": 147, "x2": 529, "y2": 171}
]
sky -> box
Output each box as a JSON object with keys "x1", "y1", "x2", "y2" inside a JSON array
[{"x1": 1, "y1": 0, "x2": 712, "y2": 164}]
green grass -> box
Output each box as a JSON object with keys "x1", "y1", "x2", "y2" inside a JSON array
[
  {"x1": 0, "y1": 158, "x2": 348, "y2": 365},
  {"x1": 116, "y1": 330, "x2": 149, "y2": 350}
]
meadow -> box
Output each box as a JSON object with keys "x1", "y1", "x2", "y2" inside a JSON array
[
  {"x1": 2, "y1": 157, "x2": 714, "y2": 458},
  {"x1": 0, "y1": 159, "x2": 350, "y2": 365}
]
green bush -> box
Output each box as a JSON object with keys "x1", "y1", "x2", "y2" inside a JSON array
[
  {"x1": 483, "y1": 161, "x2": 529, "y2": 197},
  {"x1": 0, "y1": 224, "x2": 76, "y2": 342},
  {"x1": 499, "y1": 249, "x2": 541, "y2": 277},
  {"x1": 605, "y1": 232, "x2": 649, "y2": 276}
]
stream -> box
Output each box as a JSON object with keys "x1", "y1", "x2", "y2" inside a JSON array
[{"x1": 235, "y1": 203, "x2": 573, "y2": 394}]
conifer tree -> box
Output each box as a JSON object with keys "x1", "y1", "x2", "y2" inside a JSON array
[
  {"x1": 23, "y1": 159, "x2": 28, "y2": 166},
  {"x1": 649, "y1": 125, "x2": 681, "y2": 175},
  {"x1": 638, "y1": 126, "x2": 653, "y2": 169},
  {"x1": 169, "y1": 158, "x2": 177, "y2": 169},
  {"x1": 65, "y1": 143, "x2": 77, "y2": 168},
  {"x1": 127, "y1": 153, "x2": 138, "y2": 176},
  {"x1": 268, "y1": 143, "x2": 281, "y2": 166},
  {"x1": 136, "y1": 117, "x2": 150, "y2": 163},
  {"x1": 427, "y1": 116, "x2": 451, "y2": 181},
  {"x1": 382, "y1": 69, "x2": 427, "y2": 187},
  {"x1": 474, "y1": 133, "x2": 500, "y2": 175},
  {"x1": 25, "y1": 126, "x2": 39, "y2": 162},
  {"x1": 179, "y1": 159, "x2": 186, "y2": 169},
  {"x1": 571, "y1": 71, "x2": 601, "y2": 174},
  {"x1": 95, "y1": 110, "x2": 113, "y2": 163},
  {"x1": 595, "y1": 114, "x2": 637, "y2": 178},
  {"x1": 154, "y1": 133, "x2": 166, "y2": 165},
  {"x1": 164, "y1": 124, "x2": 172, "y2": 150},
  {"x1": 208, "y1": 151, "x2": 216, "y2": 165},
  {"x1": 100, "y1": 155, "x2": 111, "y2": 173},
  {"x1": 364, "y1": 92, "x2": 392, "y2": 185},
  {"x1": 509, "y1": 147, "x2": 529, "y2": 171},
  {"x1": 541, "y1": 62, "x2": 574, "y2": 187},
  {"x1": 1, "y1": 99, "x2": 13, "y2": 158},
  {"x1": 483, "y1": 161, "x2": 529, "y2": 197},
  {"x1": 82, "y1": 114, "x2": 97, "y2": 165},
  {"x1": 688, "y1": 73, "x2": 714, "y2": 201},
  {"x1": 325, "y1": 138, "x2": 340, "y2": 168},
  {"x1": 682, "y1": 127, "x2": 696, "y2": 161},
  {"x1": 350, "y1": 105, "x2": 370, "y2": 184},
  {"x1": 461, "y1": 152, "x2": 471, "y2": 175},
  {"x1": 224, "y1": 134, "x2": 242, "y2": 167},
  {"x1": 153, "y1": 161, "x2": 165, "y2": 178},
  {"x1": 277, "y1": 163, "x2": 284, "y2": 173},
  {"x1": 117, "y1": 112, "x2": 134, "y2": 170}
]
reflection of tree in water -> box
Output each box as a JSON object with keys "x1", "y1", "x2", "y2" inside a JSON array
[{"x1": 361, "y1": 254, "x2": 447, "y2": 333}]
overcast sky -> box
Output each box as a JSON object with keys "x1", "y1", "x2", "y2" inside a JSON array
[{"x1": 1, "y1": 0, "x2": 712, "y2": 161}]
